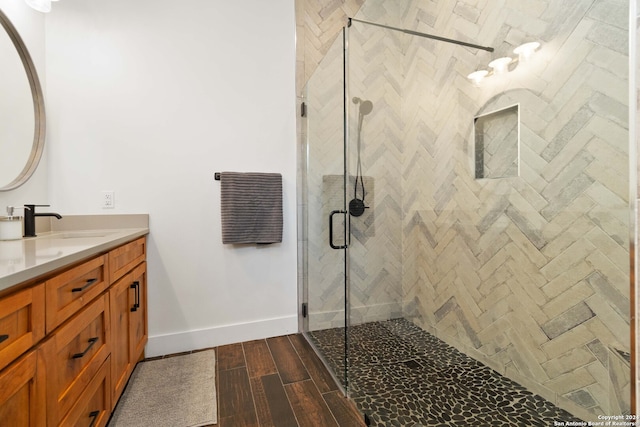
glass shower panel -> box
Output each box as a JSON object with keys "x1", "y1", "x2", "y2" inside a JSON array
[
  {"x1": 345, "y1": 22, "x2": 405, "y2": 328},
  {"x1": 341, "y1": 1, "x2": 631, "y2": 423},
  {"x1": 344, "y1": 20, "x2": 408, "y2": 424},
  {"x1": 302, "y1": 31, "x2": 348, "y2": 389}
]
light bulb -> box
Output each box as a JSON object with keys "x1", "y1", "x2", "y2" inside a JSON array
[
  {"x1": 25, "y1": 0, "x2": 51, "y2": 12},
  {"x1": 488, "y1": 57, "x2": 513, "y2": 75},
  {"x1": 467, "y1": 70, "x2": 488, "y2": 86},
  {"x1": 513, "y1": 42, "x2": 540, "y2": 62}
]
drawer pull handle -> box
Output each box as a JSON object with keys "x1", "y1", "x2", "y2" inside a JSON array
[
  {"x1": 72, "y1": 337, "x2": 99, "y2": 359},
  {"x1": 88, "y1": 410, "x2": 100, "y2": 427},
  {"x1": 130, "y1": 281, "x2": 140, "y2": 312},
  {"x1": 0, "y1": 334, "x2": 8, "y2": 344},
  {"x1": 135, "y1": 281, "x2": 140, "y2": 310},
  {"x1": 72, "y1": 278, "x2": 98, "y2": 293}
]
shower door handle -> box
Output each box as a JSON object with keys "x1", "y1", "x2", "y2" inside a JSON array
[{"x1": 329, "y1": 210, "x2": 347, "y2": 249}]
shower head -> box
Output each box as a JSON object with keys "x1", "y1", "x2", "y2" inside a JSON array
[
  {"x1": 353, "y1": 97, "x2": 373, "y2": 116},
  {"x1": 359, "y1": 100, "x2": 373, "y2": 115}
]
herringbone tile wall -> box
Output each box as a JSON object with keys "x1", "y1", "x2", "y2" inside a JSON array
[
  {"x1": 397, "y1": 1, "x2": 630, "y2": 420},
  {"x1": 299, "y1": 0, "x2": 633, "y2": 422},
  {"x1": 295, "y1": 0, "x2": 365, "y2": 96}
]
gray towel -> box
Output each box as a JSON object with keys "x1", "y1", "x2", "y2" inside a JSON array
[{"x1": 220, "y1": 172, "x2": 283, "y2": 244}]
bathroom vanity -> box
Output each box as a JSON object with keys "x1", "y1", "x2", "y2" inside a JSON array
[{"x1": 0, "y1": 215, "x2": 149, "y2": 426}]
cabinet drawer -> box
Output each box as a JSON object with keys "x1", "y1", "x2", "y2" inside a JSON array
[
  {"x1": 0, "y1": 284, "x2": 45, "y2": 372},
  {"x1": 43, "y1": 294, "x2": 110, "y2": 426},
  {"x1": 60, "y1": 356, "x2": 111, "y2": 427},
  {"x1": 45, "y1": 255, "x2": 109, "y2": 333},
  {"x1": 0, "y1": 349, "x2": 46, "y2": 427},
  {"x1": 109, "y1": 237, "x2": 146, "y2": 283}
]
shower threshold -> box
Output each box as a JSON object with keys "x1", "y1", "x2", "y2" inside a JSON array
[{"x1": 308, "y1": 318, "x2": 583, "y2": 426}]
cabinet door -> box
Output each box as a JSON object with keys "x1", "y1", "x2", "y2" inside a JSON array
[
  {"x1": 130, "y1": 262, "x2": 148, "y2": 364},
  {"x1": 0, "y1": 284, "x2": 45, "y2": 372},
  {"x1": 109, "y1": 270, "x2": 134, "y2": 408},
  {"x1": 0, "y1": 350, "x2": 45, "y2": 427},
  {"x1": 110, "y1": 261, "x2": 147, "y2": 408}
]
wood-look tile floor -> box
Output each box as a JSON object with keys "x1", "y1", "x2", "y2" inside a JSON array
[{"x1": 209, "y1": 333, "x2": 365, "y2": 427}]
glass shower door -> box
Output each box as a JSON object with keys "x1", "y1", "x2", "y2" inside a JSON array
[
  {"x1": 343, "y1": 19, "x2": 408, "y2": 424},
  {"x1": 302, "y1": 29, "x2": 349, "y2": 390}
]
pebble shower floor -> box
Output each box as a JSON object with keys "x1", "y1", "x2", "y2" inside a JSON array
[{"x1": 309, "y1": 318, "x2": 583, "y2": 426}]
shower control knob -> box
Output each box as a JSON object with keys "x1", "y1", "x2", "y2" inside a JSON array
[{"x1": 349, "y1": 198, "x2": 368, "y2": 217}]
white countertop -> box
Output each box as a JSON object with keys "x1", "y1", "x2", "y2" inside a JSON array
[{"x1": 0, "y1": 214, "x2": 149, "y2": 293}]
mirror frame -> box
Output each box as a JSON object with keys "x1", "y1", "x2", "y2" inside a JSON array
[{"x1": 0, "y1": 8, "x2": 45, "y2": 191}]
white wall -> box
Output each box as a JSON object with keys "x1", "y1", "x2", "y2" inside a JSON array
[
  {"x1": 0, "y1": 0, "x2": 48, "y2": 208},
  {"x1": 45, "y1": 0, "x2": 298, "y2": 356}
]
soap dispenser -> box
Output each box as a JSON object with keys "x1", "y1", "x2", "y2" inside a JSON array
[{"x1": 0, "y1": 206, "x2": 23, "y2": 241}]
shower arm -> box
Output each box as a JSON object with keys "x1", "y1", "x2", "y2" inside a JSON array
[{"x1": 348, "y1": 18, "x2": 494, "y2": 52}]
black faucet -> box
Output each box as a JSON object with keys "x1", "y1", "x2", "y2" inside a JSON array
[{"x1": 23, "y1": 204, "x2": 62, "y2": 237}]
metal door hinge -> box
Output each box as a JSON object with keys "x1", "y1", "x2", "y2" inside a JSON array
[
  {"x1": 301, "y1": 102, "x2": 307, "y2": 117},
  {"x1": 302, "y1": 302, "x2": 308, "y2": 318}
]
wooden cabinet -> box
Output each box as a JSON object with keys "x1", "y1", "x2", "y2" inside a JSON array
[
  {"x1": 0, "y1": 235, "x2": 147, "y2": 426},
  {"x1": 0, "y1": 350, "x2": 45, "y2": 427},
  {"x1": 58, "y1": 357, "x2": 111, "y2": 427},
  {"x1": 45, "y1": 255, "x2": 108, "y2": 334},
  {"x1": 42, "y1": 294, "x2": 110, "y2": 426},
  {"x1": 109, "y1": 237, "x2": 145, "y2": 284},
  {"x1": 109, "y1": 237, "x2": 148, "y2": 409},
  {"x1": 0, "y1": 284, "x2": 45, "y2": 372},
  {"x1": 110, "y1": 261, "x2": 147, "y2": 408},
  {"x1": 129, "y1": 262, "x2": 147, "y2": 371}
]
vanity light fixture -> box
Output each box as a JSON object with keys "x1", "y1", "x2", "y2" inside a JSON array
[
  {"x1": 487, "y1": 57, "x2": 513, "y2": 75},
  {"x1": 467, "y1": 41, "x2": 541, "y2": 85},
  {"x1": 467, "y1": 70, "x2": 489, "y2": 86},
  {"x1": 513, "y1": 41, "x2": 540, "y2": 62}
]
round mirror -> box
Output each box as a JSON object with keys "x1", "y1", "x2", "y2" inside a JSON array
[{"x1": 0, "y1": 8, "x2": 45, "y2": 191}]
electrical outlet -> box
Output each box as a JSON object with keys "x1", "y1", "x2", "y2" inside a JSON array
[{"x1": 102, "y1": 191, "x2": 115, "y2": 209}]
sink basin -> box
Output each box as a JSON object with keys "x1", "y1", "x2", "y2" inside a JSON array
[{"x1": 48, "y1": 231, "x2": 116, "y2": 239}]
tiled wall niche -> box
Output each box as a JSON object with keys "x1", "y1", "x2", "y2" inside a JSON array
[{"x1": 474, "y1": 104, "x2": 520, "y2": 179}]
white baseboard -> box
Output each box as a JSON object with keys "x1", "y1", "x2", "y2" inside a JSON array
[{"x1": 145, "y1": 315, "x2": 298, "y2": 358}]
